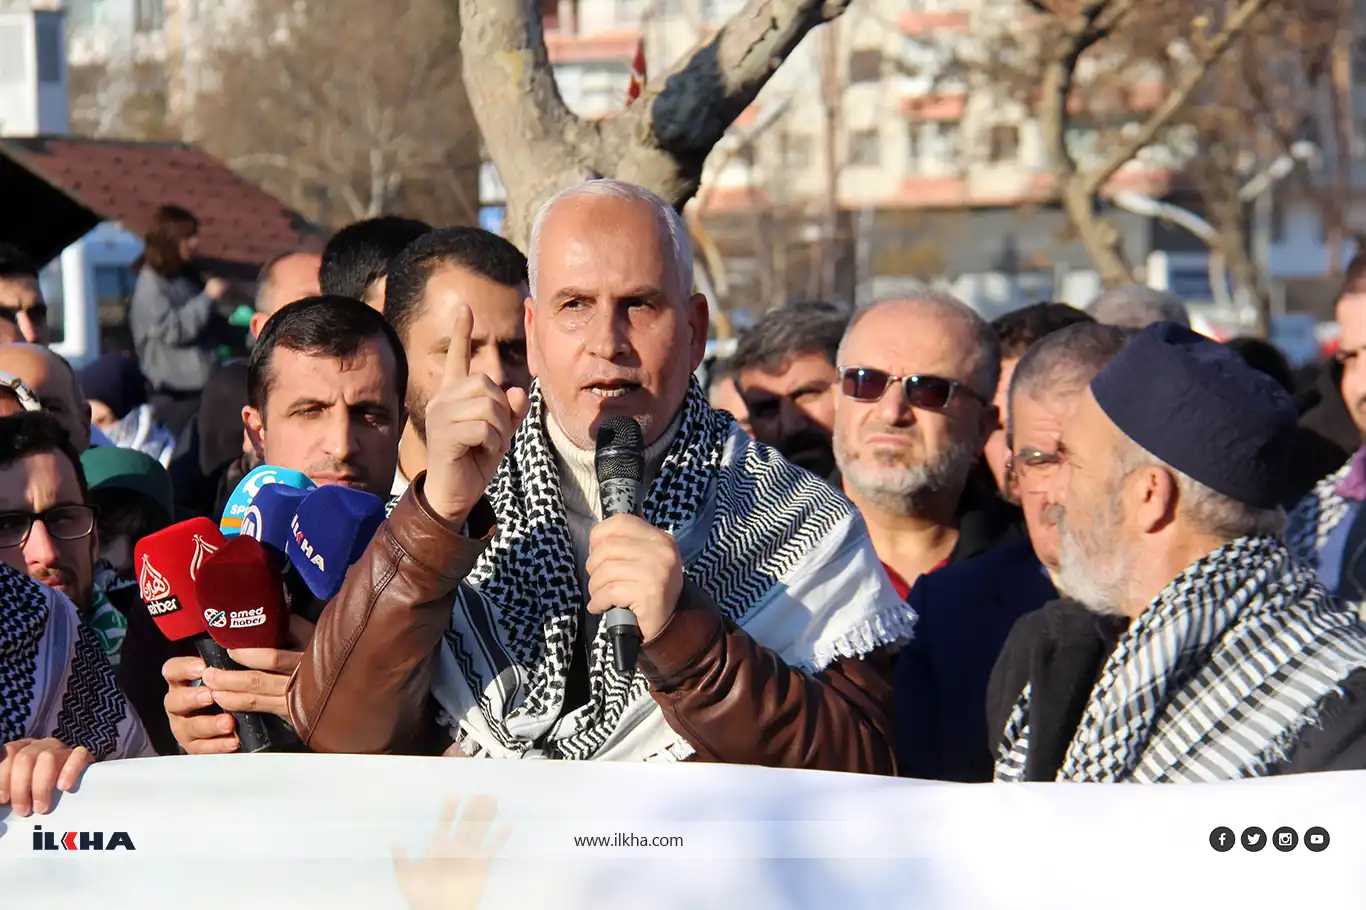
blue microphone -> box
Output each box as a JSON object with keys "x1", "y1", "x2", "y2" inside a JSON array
[
  {"x1": 287, "y1": 485, "x2": 387, "y2": 600},
  {"x1": 220, "y1": 465, "x2": 315, "y2": 537},
  {"x1": 240, "y1": 483, "x2": 312, "y2": 567}
]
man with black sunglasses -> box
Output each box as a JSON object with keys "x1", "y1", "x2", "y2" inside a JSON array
[{"x1": 833, "y1": 293, "x2": 1021, "y2": 598}]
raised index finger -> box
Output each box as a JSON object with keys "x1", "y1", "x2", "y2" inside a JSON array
[{"x1": 443, "y1": 302, "x2": 474, "y2": 381}]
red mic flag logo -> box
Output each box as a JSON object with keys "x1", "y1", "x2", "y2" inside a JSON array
[
  {"x1": 189, "y1": 534, "x2": 219, "y2": 582},
  {"x1": 138, "y1": 554, "x2": 171, "y2": 602},
  {"x1": 625, "y1": 36, "x2": 646, "y2": 106}
]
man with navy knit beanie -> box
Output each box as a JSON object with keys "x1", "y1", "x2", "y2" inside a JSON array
[{"x1": 986, "y1": 322, "x2": 1366, "y2": 781}]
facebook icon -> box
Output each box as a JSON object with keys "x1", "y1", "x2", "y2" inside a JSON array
[{"x1": 1209, "y1": 826, "x2": 1235, "y2": 853}]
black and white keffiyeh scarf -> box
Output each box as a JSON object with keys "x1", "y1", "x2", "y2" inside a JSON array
[
  {"x1": 430, "y1": 381, "x2": 912, "y2": 761},
  {"x1": 995, "y1": 537, "x2": 1366, "y2": 782},
  {"x1": 1286, "y1": 461, "x2": 1353, "y2": 572},
  {"x1": 0, "y1": 564, "x2": 150, "y2": 758}
]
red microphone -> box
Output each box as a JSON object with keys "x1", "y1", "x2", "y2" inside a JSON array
[
  {"x1": 193, "y1": 535, "x2": 289, "y2": 651},
  {"x1": 133, "y1": 519, "x2": 278, "y2": 753}
]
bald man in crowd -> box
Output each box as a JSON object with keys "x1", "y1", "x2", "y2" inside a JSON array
[
  {"x1": 249, "y1": 248, "x2": 324, "y2": 339},
  {"x1": 0, "y1": 344, "x2": 93, "y2": 451},
  {"x1": 833, "y1": 294, "x2": 1021, "y2": 598}
]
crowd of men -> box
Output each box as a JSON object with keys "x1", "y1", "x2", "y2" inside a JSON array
[{"x1": 3, "y1": 178, "x2": 1366, "y2": 818}]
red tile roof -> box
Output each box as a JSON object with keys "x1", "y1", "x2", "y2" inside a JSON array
[{"x1": 0, "y1": 136, "x2": 314, "y2": 273}]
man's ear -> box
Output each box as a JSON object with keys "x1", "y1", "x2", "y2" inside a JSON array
[
  {"x1": 978, "y1": 403, "x2": 1001, "y2": 450},
  {"x1": 242, "y1": 406, "x2": 266, "y2": 460},
  {"x1": 1134, "y1": 466, "x2": 1179, "y2": 534},
  {"x1": 524, "y1": 297, "x2": 541, "y2": 378},
  {"x1": 249, "y1": 312, "x2": 269, "y2": 340},
  {"x1": 687, "y1": 293, "x2": 710, "y2": 372}
]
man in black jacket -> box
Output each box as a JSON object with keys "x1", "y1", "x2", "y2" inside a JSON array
[{"x1": 987, "y1": 322, "x2": 1366, "y2": 781}]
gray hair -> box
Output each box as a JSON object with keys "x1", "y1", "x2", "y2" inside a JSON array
[
  {"x1": 1114, "y1": 434, "x2": 1285, "y2": 541},
  {"x1": 1008, "y1": 323, "x2": 1134, "y2": 434},
  {"x1": 838, "y1": 291, "x2": 1000, "y2": 398},
  {"x1": 527, "y1": 179, "x2": 694, "y2": 304},
  {"x1": 732, "y1": 301, "x2": 848, "y2": 374},
  {"x1": 1087, "y1": 285, "x2": 1190, "y2": 330}
]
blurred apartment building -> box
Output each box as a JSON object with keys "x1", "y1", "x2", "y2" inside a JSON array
[{"x1": 484, "y1": 0, "x2": 1366, "y2": 325}]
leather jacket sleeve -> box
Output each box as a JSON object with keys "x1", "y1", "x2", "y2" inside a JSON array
[
  {"x1": 639, "y1": 582, "x2": 898, "y2": 775},
  {"x1": 287, "y1": 473, "x2": 494, "y2": 754}
]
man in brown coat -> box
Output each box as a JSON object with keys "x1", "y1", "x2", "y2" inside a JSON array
[{"x1": 286, "y1": 180, "x2": 913, "y2": 771}]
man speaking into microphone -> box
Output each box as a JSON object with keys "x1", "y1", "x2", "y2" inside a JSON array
[
  {"x1": 163, "y1": 297, "x2": 407, "y2": 753},
  {"x1": 288, "y1": 181, "x2": 911, "y2": 771}
]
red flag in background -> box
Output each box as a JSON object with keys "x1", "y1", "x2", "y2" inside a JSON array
[{"x1": 625, "y1": 36, "x2": 647, "y2": 106}]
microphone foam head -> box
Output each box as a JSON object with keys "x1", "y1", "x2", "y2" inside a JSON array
[
  {"x1": 595, "y1": 416, "x2": 644, "y2": 481},
  {"x1": 193, "y1": 535, "x2": 288, "y2": 649},
  {"x1": 242, "y1": 482, "x2": 312, "y2": 554},
  {"x1": 287, "y1": 485, "x2": 387, "y2": 600},
  {"x1": 221, "y1": 465, "x2": 316, "y2": 537},
  {"x1": 133, "y1": 518, "x2": 230, "y2": 642}
]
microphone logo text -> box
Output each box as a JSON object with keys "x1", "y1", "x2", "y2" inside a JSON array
[
  {"x1": 145, "y1": 596, "x2": 180, "y2": 617},
  {"x1": 138, "y1": 555, "x2": 171, "y2": 602},
  {"x1": 242, "y1": 469, "x2": 280, "y2": 500},
  {"x1": 241, "y1": 505, "x2": 264, "y2": 540},
  {"x1": 229, "y1": 607, "x2": 267, "y2": 629},
  {"x1": 290, "y1": 514, "x2": 326, "y2": 571},
  {"x1": 189, "y1": 534, "x2": 219, "y2": 582},
  {"x1": 32, "y1": 826, "x2": 135, "y2": 851},
  {"x1": 203, "y1": 609, "x2": 228, "y2": 628}
]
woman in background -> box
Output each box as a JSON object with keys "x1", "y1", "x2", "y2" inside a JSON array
[{"x1": 128, "y1": 205, "x2": 228, "y2": 435}]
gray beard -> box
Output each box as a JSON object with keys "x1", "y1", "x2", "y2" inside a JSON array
[
  {"x1": 835, "y1": 432, "x2": 977, "y2": 515},
  {"x1": 1055, "y1": 504, "x2": 1130, "y2": 617}
]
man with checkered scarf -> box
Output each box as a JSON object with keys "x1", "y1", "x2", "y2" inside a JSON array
[
  {"x1": 987, "y1": 322, "x2": 1366, "y2": 782},
  {"x1": 281, "y1": 180, "x2": 913, "y2": 769}
]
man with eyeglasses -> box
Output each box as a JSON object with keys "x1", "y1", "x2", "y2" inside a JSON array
[
  {"x1": 0, "y1": 412, "x2": 182, "y2": 754},
  {"x1": 0, "y1": 244, "x2": 51, "y2": 346},
  {"x1": 892, "y1": 323, "x2": 1131, "y2": 781},
  {"x1": 832, "y1": 293, "x2": 1021, "y2": 598}
]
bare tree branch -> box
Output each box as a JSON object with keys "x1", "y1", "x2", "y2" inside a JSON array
[
  {"x1": 1080, "y1": 0, "x2": 1271, "y2": 196},
  {"x1": 616, "y1": 0, "x2": 854, "y2": 162}
]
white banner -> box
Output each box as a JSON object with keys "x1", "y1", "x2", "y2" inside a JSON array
[{"x1": 1, "y1": 756, "x2": 1363, "y2": 909}]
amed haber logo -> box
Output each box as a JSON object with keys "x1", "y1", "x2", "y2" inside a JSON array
[
  {"x1": 189, "y1": 534, "x2": 219, "y2": 581},
  {"x1": 32, "y1": 826, "x2": 135, "y2": 851}
]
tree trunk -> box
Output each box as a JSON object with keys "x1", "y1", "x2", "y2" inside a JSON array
[
  {"x1": 1033, "y1": 0, "x2": 1272, "y2": 289},
  {"x1": 1328, "y1": 16, "x2": 1353, "y2": 275},
  {"x1": 458, "y1": 0, "x2": 855, "y2": 251},
  {"x1": 818, "y1": 20, "x2": 841, "y2": 300},
  {"x1": 1062, "y1": 184, "x2": 1132, "y2": 286}
]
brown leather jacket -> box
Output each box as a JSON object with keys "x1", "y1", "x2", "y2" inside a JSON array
[{"x1": 287, "y1": 473, "x2": 897, "y2": 774}]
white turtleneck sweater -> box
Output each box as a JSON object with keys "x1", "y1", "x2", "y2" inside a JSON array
[{"x1": 545, "y1": 412, "x2": 680, "y2": 598}]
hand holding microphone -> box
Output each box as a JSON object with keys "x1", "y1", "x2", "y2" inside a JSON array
[
  {"x1": 585, "y1": 417, "x2": 683, "y2": 671},
  {"x1": 423, "y1": 303, "x2": 529, "y2": 525},
  {"x1": 137, "y1": 520, "x2": 296, "y2": 754}
]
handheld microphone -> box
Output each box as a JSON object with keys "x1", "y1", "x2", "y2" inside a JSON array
[
  {"x1": 220, "y1": 464, "x2": 315, "y2": 537},
  {"x1": 133, "y1": 519, "x2": 276, "y2": 753},
  {"x1": 287, "y1": 485, "x2": 387, "y2": 600},
  {"x1": 595, "y1": 416, "x2": 645, "y2": 675},
  {"x1": 194, "y1": 536, "x2": 289, "y2": 651},
  {"x1": 239, "y1": 482, "x2": 312, "y2": 566}
]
